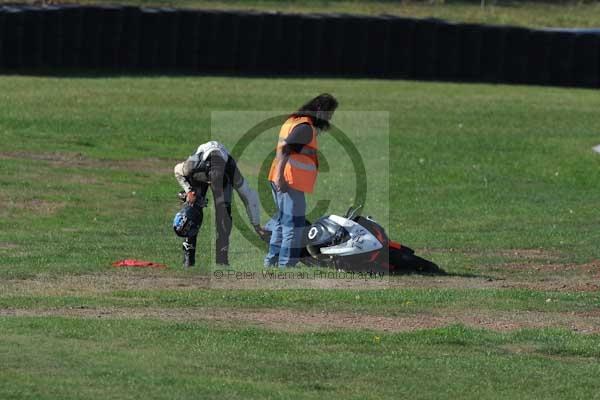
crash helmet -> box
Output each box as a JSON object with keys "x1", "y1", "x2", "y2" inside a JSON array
[{"x1": 173, "y1": 203, "x2": 203, "y2": 237}]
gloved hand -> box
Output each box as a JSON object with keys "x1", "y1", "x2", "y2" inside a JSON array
[{"x1": 186, "y1": 191, "x2": 197, "y2": 204}]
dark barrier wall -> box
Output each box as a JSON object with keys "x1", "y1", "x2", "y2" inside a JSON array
[{"x1": 1, "y1": 5, "x2": 599, "y2": 88}]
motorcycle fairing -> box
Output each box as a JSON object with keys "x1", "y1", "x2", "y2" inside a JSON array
[{"x1": 318, "y1": 215, "x2": 383, "y2": 256}]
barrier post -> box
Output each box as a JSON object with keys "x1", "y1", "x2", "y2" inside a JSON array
[
  {"x1": 365, "y1": 16, "x2": 391, "y2": 77},
  {"x1": 436, "y1": 21, "x2": 460, "y2": 80},
  {"x1": 480, "y1": 25, "x2": 507, "y2": 83},
  {"x1": 21, "y1": 7, "x2": 44, "y2": 69},
  {"x1": 2, "y1": 8, "x2": 25, "y2": 70},
  {"x1": 119, "y1": 6, "x2": 142, "y2": 71},
  {"x1": 548, "y1": 31, "x2": 575, "y2": 87},
  {"x1": 235, "y1": 12, "x2": 264, "y2": 74},
  {"x1": 387, "y1": 16, "x2": 416, "y2": 79},
  {"x1": 255, "y1": 12, "x2": 284, "y2": 75},
  {"x1": 61, "y1": 6, "x2": 84, "y2": 69},
  {"x1": 526, "y1": 30, "x2": 552, "y2": 86},
  {"x1": 458, "y1": 23, "x2": 483, "y2": 82},
  {"x1": 573, "y1": 33, "x2": 600, "y2": 88}
]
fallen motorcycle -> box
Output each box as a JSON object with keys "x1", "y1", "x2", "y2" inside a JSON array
[{"x1": 264, "y1": 205, "x2": 444, "y2": 275}]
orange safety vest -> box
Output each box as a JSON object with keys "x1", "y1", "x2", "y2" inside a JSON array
[{"x1": 268, "y1": 116, "x2": 319, "y2": 193}]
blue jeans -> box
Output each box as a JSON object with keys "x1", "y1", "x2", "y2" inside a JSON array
[{"x1": 264, "y1": 183, "x2": 306, "y2": 268}]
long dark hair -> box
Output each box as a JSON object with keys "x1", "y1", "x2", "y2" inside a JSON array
[{"x1": 290, "y1": 93, "x2": 338, "y2": 131}]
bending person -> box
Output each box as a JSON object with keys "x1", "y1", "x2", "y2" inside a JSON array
[{"x1": 174, "y1": 141, "x2": 263, "y2": 267}]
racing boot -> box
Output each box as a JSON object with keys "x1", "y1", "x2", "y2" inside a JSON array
[
  {"x1": 182, "y1": 238, "x2": 196, "y2": 268},
  {"x1": 216, "y1": 246, "x2": 229, "y2": 266}
]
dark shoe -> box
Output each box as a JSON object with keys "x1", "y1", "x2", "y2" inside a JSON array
[
  {"x1": 216, "y1": 250, "x2": 229, "y2": 266},
  {"x1": 183, "y1": 241, "x2": 196, "y2": 267},
  {"x1": 183, "y1": 255, "x2": 195, "y2": 268},
  {"x1": 278, "y1": 262, "x2": 299, "y2": 269}
]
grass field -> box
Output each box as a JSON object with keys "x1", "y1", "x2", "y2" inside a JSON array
[
  {"x1": 8, "y1": 0, "x2": 600, "y2": 28},
  {"x1": 1, "y1": 75, "x2": 600, "y2": 399}
]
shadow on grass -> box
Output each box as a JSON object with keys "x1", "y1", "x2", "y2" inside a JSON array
[{"x1": 390, "y1": 268, "x2": 499, "y2": 280}]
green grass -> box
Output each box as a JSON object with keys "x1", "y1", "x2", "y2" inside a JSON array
[
  {"x1": 1, "y1": 287, "x2": 599, "y2": 314},
  {"x1": 1, "y1": 76, "x2": 598, "y2": 276},
  {"x1": 8, "y1": 0, "x2": 600, "y2": 28},
  {"x1": 1, "y1": 75, "x2": 600, "y2": 398},
  {"x1": 2, "y1": 317, "x2": 600, "y2": 400}
]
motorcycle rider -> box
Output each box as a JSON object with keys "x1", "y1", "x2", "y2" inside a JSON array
[{"x1": 174, "y1": 141, "x2": 263, "y2": 267}]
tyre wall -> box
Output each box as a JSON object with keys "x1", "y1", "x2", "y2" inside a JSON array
[{"x1": 0, "y1": 5, "x2": 598, "y2": 88}]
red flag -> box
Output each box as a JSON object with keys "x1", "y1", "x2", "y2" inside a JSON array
[{"x1": 112, "y1": 259, "x2": 167, "y2": 269}]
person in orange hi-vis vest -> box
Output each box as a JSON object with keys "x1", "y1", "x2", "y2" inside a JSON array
[{"x1": 265, "y1": 93, "x2": 339, "y2": 268}]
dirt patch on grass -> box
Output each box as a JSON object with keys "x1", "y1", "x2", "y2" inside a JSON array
[
  {"x1": 0, "y1": 270, "x2": 398, "y2": 295},
  {"x1": 209, "y1": 273, "x2": 391, "y2": 290},
  {"x1": 2, "y1": 268, "x2": 600, "y2": 295},
  {"x1": 388, "y1": 274, "x2": 600, "y2": 292},
  {"x1": 0, "y1": 196, "x2": 65, "y2": 216},
  {"x1": 2, "y1": 307, "x2": 599, "y2": 334},
  {"x1": 498, "y1": 260, "x2": 600, "y2": 273},
  {"x1": 425, "y1": 248, "x2": 563, "y2": 261},
  {"x1": 0, "y1": 151, "x2": 173, "y2": 175},
  {"x1": 500, "y1": 344, "x2": 539, "y2": 355},
  {"x1": 222, "y1": 273, "x2": 583, "y2": 292},
  {"x1": 64, "y1": 175, "x2": 99, "y2": 185},
  {"x1": 3, "y1": 270, "x2": 600, "y2": 333},
  {"x1": 12, "y1": 199, "x2": 66, "y2": 213},
  {"x1": 492, "y1": 249, "x2": 563, "y2": 260},
  {"x1": 0, "y1": 272, "x2": 211, "y2": 296}
]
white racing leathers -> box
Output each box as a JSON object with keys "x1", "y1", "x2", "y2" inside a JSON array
[
  {"x1": 234, "y1": 178, "x2": 260, "y2": 227},
  {"x1": 195, "y1": 141, "x2": 229, "y2": 163},
  {"x1": 174, "y1": 141, "x2": 261, "y2": 226},
  {"x1": 174, "y1": 141, "x2": 262, "y2": 265}
]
